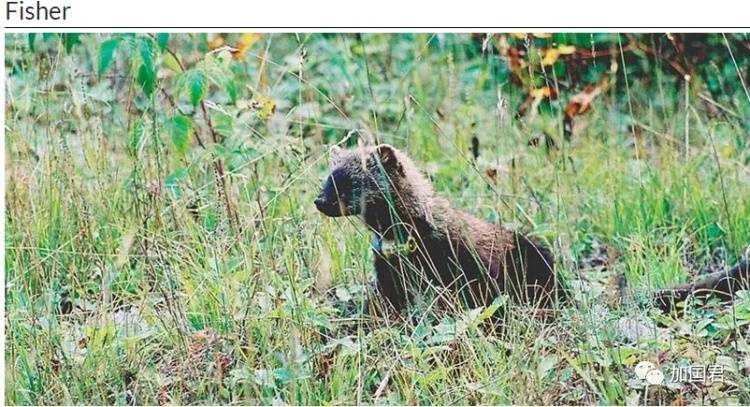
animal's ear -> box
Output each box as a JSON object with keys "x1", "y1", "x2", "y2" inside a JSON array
[
  {"x1": 329, "y1": 145, "x2": 344, "y2": 167},
  {"x1": 374, "y1": 144, "x2": 404, "y2": 176}
]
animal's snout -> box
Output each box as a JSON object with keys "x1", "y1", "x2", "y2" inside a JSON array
[
  {"x1": 314, "y1": 197, "x2": 326, "y2": 211},
  {"x1": 314, "y1": 195, "x2": 343, "y2": 217}
]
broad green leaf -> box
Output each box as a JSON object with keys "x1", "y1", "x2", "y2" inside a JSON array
[
  {"x1": 137, "y1": 64, "x2": 155, "y2": 97},
  {"x1": 98, "y1": 36, "x2": 122, "y2": 77},
  {"x1": 163, "y1": 52, "x2": 182, "y2": 73},
  {"x1": 213, "y1": 112, "x2": 233, "y2": 139},
  {"x1": 136, "y1": 37, "x2": 156, "y2": 96},
  {"x1": 170, "y1": 115, "x2": 192, "y2": 154},
  {"x1": 187, "y1": 70, "x2": 207, "y2": 107},
  {"x1": 156, "y1": 33, "x2": 169, "y2": 51},
  {"x1": 61, "y1": 33, "x2": 81, "y2": 53}
]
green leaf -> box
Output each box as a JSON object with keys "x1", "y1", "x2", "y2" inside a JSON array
[
  {"x1": 413, "y1": 322, "x2": 429, "y2": 340},
  {"x1": 212, "y1": 143, "x2": 227, "y2": 157},
  {"x1": 707, "y1": 222, "x2": 724, "y2": 239},
  {"x1": 136, "y1": 37, "x2": 156, "y2": 97},
  {"x1": 138, "y1": 36, "x2": 154, "y2": 70},
  {"x1": 156, "y1": 33, "x2": 170, "y2": 51},
  {"x1": 274, "y1": 367, "x2": 308, "y2": 385},
  {"x1": 166, "y1": 168, "x2": 189, "y2": 198},
  {"x1": 137, "y1": 64, "x2": 155, "y2": 97},
  {"x1": 254, "y1": 369, "x2": 274, "y2": 388},
  {"x1": 537, "y1": 355, "x2": 559, "y2": 378},
  {"x1": 187, "y1": 70, "x2": 207, "y2": 107},
  {"x1": 163, "y1": 52, "x2": 182, "y2": 73},
  {"x1": 61, "y1": 33, "x2": 81, "y2": 53},
  {"x1": 213, "y1": 112, "x2": 233, "y2": 139},
  {"x1": 28, "y1": 33, "x2": 37, "y2": 51},
  {"x1": 226, "y1": 80, "x2": 238, "y2": 104},
  {"x1": 170, "y1": 115, "x2": 192, "y2": 154},
  {"x1": 98, "y1": 36, "x2": 122, "y2": 77},
  {"x1": 476, "y1": 295, "x2": 507, "y2": 324},
  {"x1": 203, "y1": 209, "x2": 218, "y2": 232}
]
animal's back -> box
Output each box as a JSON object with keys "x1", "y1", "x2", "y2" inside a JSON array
[{"x1": 450, "y1": 211, "x2": 561, "y2": 308}]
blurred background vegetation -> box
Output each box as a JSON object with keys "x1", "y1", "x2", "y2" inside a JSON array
[{"x1": 4, "y1": 33, "x2": 750, "y2": 405}]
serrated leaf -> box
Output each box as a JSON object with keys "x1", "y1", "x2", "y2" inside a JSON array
[
  {"x1": 99, "y1": 36, "x2": 122, "y2": 77},
  {"x1": 187, "y1": 70, "x2": 207, "y2": 107},
  {"x1": 170, "y1": 115, "x2": 192, "y2": 154},
  {"x1": 136, "y1": 37, "x2": 156, "y2": 97}
]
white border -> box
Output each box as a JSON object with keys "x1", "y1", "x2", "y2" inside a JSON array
[{"x1": 0, "y1": 0, "x2": 747, "y2": 404}]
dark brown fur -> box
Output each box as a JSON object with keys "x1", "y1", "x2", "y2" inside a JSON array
[
  {"x1": 314, "y1": 144, "x2": 749, "y2": 319},
  {"x1": 315, "y1": 144, "x2": 564, "y2": 317},
  {"x1": 654, "y1": 260, "x2": 749, "y2": 313}
]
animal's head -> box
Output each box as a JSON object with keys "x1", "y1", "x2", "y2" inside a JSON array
[{"x1": 314, "y1": 144, "x2": 407, "y2": 218}]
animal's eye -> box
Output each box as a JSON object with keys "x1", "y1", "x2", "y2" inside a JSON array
[{"x1": 330, "y1": 172, "x2": 353, "y2": 200}]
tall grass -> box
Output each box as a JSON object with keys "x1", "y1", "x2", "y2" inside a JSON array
[{"x1": 4, "y1": 33, "x2": 750, "y2": 405}]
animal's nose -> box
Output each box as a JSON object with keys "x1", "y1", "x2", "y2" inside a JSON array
[{"x1": 314, "y1": 195, "x2": 343, "y2": 217}]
